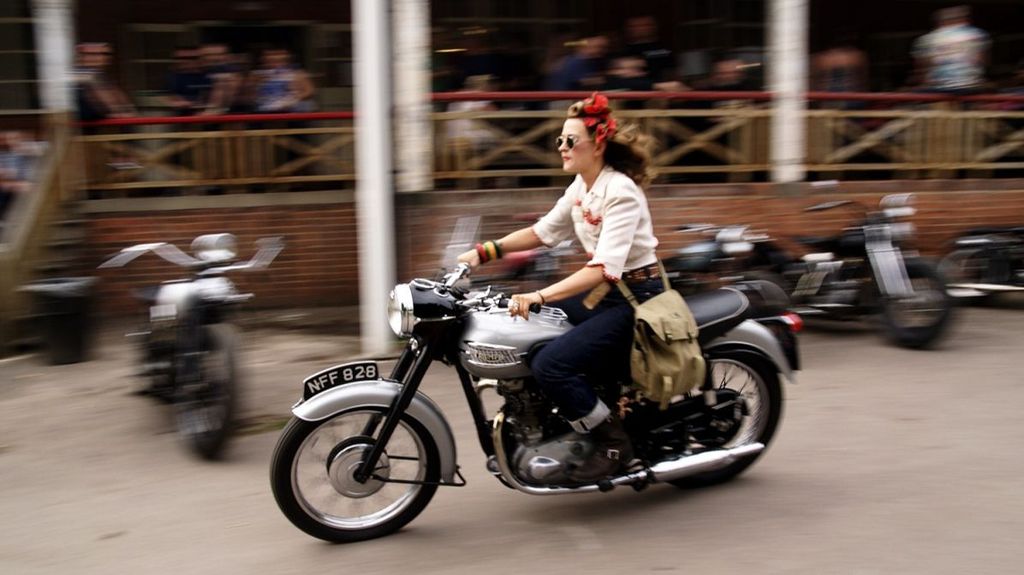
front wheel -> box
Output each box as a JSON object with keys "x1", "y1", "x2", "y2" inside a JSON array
[
  {"x1": 670, "y1": 351, "x2": 783, "y2": 488},
  {"x1": 270, "y1": 407, "x2": 440, "y2": 543},
  {"x1": 176, "y1": 323, "x2": 238, "y2": 460},
  {"x1": 882, "y1": 259, "x2": 953, "y2": 349}
]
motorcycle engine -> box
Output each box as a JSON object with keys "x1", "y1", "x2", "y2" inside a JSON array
[
  {"x1": 498, "y1": 378, "x2": 596, "y2": 485},
  {"x1": 511, "y1": 431, "x2": 596, "y2": 485}
]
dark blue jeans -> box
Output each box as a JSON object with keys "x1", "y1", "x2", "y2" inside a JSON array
[{"x1": 531, "y1": 278, "x2": 664, "y2": 421}]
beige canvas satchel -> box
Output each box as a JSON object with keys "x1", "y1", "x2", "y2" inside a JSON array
[{"x1": 617, "y1": 261, "x2": 706, "y2": 409}]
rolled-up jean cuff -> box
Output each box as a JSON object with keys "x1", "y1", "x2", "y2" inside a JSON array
[{"x1": 569, "y1": 400, "x2": 611, "y2": 433}]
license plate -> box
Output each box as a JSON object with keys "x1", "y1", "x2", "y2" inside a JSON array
[{"x1": 302, "y1": 361, "x2": 381, "y2": 400}]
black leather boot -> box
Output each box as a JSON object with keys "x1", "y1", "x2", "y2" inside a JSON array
[{"x1": 568, "y1": 414, "x2": 635, "y2": 483}]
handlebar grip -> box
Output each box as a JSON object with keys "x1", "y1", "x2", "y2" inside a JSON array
[{"x1": 497, "y1": 298, "x2": 543, "y2": 314}]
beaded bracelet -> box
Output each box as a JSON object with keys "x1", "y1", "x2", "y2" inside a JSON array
[{"x1": 475, "y1": 240, "x2": 503, "y2": 263}]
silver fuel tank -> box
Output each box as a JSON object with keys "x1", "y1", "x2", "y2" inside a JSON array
[{"x1": 458, "y1": 306, "x2": 572, "y2": 379}]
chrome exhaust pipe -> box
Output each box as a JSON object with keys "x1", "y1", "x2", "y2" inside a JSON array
[{"x1": 647, "y1": 442, "x2": 765, "y2": 483}]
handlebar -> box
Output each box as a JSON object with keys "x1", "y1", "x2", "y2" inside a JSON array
[
  {"x1": 444, "y1": 262, "x2": 472, "y2": 288},
  {"x1": 98, "y1": 235, "x2": 284, "y2": 273},
  {"x1": 200, "y1": 236, "x2": 285, "y2": 275}
]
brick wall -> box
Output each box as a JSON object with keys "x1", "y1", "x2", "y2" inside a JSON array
[
  {"x1": 86, "y1": 197, "x2": 359, "y2": 316},
  {"x1": 85, "y1": 180, "x2": 1024, "y2": 317}
]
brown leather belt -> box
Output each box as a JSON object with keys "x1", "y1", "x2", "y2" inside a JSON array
[{"x1": 621, "y1": 262, "x2": 661, "y2": 284}]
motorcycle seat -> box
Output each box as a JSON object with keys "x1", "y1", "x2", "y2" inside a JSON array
[
  {"x1": 732, "y1": 280, "x2": 791, "y2": 317},
  {"x1": 684, "y1": 288, "x2": 751, "y2": 344}
]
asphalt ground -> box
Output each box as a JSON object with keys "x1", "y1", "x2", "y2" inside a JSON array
[{"x1": 2, "y1": 299, "x2": 1023, "y2": 575}]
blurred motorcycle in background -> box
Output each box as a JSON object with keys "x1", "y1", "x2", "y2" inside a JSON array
[
  {"x1": 662, "y1": 193, "x2": 953, "y2": 349},
  {"x1": 662, "y1": 223, "x2": 783, "y2": 295},
  {"x1": 99, "y1": 233, "x2": 283, "y2": 459},
  {"x1": 440, "y1": 215, "x2": 576, "y2": 293},
  {"x1": 939, "y1": 225, "x2": 1024, "y2": 304}
]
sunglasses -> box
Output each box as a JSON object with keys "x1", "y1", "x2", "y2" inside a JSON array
[{"x1": 555, "y1": 134, "x2": 587, "y2": 150}]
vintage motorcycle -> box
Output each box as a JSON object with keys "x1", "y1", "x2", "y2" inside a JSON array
[
  {"x1": 939, "y1": 225, "x2": 1024, "y2": 303},
  {"x1": 269, "y1": 262, "x2": 800, "y2": 543},
  {"x1": 663, "y1": 223, "x2": 781, "y2": 295},
  {"x1": 666, "y1": 195, "x2": 952, "y2": 349},
  {"x1": 759, "y1": 194, "x2": 951, "y2": 348},
  {"x1": 99, "y1": 233, "x2": 283, "y2": 459}
]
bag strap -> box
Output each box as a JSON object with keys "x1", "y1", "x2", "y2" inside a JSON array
[{"x1": 615, "y1": 260, "x2": 672, "y2": 309}]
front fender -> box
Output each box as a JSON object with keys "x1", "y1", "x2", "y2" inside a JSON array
[
  {"x1": 705, "y1": 319, "x2": 796, "y2": 383},
  {"x1": 292, "y1": 380, "x2": 458, "y2": 483}
]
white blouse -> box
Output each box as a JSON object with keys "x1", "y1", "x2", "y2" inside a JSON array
[{"x1": 532, "y1": 166, "x2": 659, "y2": 281}]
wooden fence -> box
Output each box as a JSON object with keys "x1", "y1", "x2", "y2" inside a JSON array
[{"x1": 75, "y1": 92, "x2": 1024, "y2": 197}]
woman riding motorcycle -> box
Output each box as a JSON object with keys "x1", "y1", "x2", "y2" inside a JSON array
[{"x1": 458, "y1": 92, "x2": 661, "y2": 481}]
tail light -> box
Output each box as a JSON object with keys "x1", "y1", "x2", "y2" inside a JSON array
[{"x1": 781, "y1": 312, "x2": 804, "y2": 333}]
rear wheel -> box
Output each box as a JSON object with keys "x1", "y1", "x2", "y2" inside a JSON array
[
  {"x1": 670, "y1": 351, "x2": 782, "y2": 488},
  {"x1": 882, "y1": 259, "x2": 953, "y2": 349},
  {"x1": 270, "y1": 408, "x2": 440, "y2": 543},
  {"x1": 176, "y1": 323, "x2": 238, "y2": 460}
]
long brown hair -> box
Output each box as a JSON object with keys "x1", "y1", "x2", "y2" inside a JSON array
[{"x1": 567, "y1": 92, "x2": 654, "y2": 186}]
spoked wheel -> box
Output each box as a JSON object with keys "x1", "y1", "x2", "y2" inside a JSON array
[
  {"x1": 882, "y1": 259, "x2": 953, "y2": 349},
  {"x1": 671, "y1": 352, "x2": 782, "y2": 488},
  {"x1": 270, "y1": 407, "x2": 440, "y2": 543},
  {"x1": 176, "y1": 323, "x2": 238, "y2": 460}
]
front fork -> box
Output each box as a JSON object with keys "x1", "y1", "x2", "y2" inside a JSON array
[
  {"x1": 352, "y1": 337, "x2": 496, "y2": 484},
  {"x1": 866, "y1": 224, "x2": 913, "y2": 298},
  {"x1": 353, "y1": 338, "x2": 431, "y2": 482}
]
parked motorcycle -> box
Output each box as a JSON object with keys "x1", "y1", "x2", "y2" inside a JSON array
[
  {"x1": 747, "y1": 194, "x2": 951, "y2": 348},
  {"x1": 99, "y1": 233, "x2": 283, "y2": 459},
  {"x1": 663, "y1": 223, "x2": 782, "y2": 295},
  {"x1": 269, "y1": 261, "x2": 800, "y2": 543},
  {"x1": 939, "y1": 226, "x2": 1024, "y2": 303}
]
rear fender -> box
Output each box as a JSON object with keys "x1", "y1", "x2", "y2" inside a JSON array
[
  {"x1": 705, "y1": 319, "x2": 796, "y2": 383},
  {"x1": 292, "y1": 380, "x2": 458, "y2": 483}
]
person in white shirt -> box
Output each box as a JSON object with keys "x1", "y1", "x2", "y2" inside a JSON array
[
  {"x1": 458, "y1": 92, "x2": 661, "y2": 481},
  {"x1": 912, "y1": 5, "x2": 990, "y2": 94}
]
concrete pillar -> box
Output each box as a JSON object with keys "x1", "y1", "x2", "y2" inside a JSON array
[
  {"x1": 353, "y1": 0, "x2": 396, "y2": 356},
  {"x1": 393, "y1": 0, "x2": 433, "y2": 193},
  {"x1": 768, "y1": 0, "x2": 808, "y2": 185},
  {"x1": 31, "y1": 0, "x2": 74, "y2": 112}
]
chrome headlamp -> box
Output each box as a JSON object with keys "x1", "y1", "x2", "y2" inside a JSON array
[{"x1": 387, "y1": 283, "x2": 417, "y2": 337}]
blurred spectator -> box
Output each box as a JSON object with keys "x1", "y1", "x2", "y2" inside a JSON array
[
  {"x1": 545, "y1": 35, "x2": 609, "y2": 92},
  {"x1": 200, "y1": 44, "x2": 246, "y2": 115},
  {"x1": 622, "y1": 16, "x2": 673, "y2": 84},
  {"x1": 252, "y1": 48, "x2": 316, "y2": 113},
  {"x1": 700, "y1": 59, "x2": 752, "y2": 91},
  {"x1": 445, "y1": 75, "x2": 499, "y2": 153},
  {"x1": 164, "y1": 47, "x2": 208, "y2": 116},
  {"x1": 459, "y1": 35, "x2": 503, "y2": 86},
  {"x1": 0, "y1": 131, "x2": 44, "y2": 227},
  {"x1": 812, "y1": 37, "x2": 869, "y2": 94},
  {"x1": 911, "y1": 5, "x2": 990, "y2": 94},
  {"x1": 605, "y1": 56, "x2": 653, "y2": 93},
  {"x1": 74, "y1": 42, "x2": 136, "y2": 121},
  {"x1": 812, "y1": 34, "x2": 869, "y2": 110}
]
